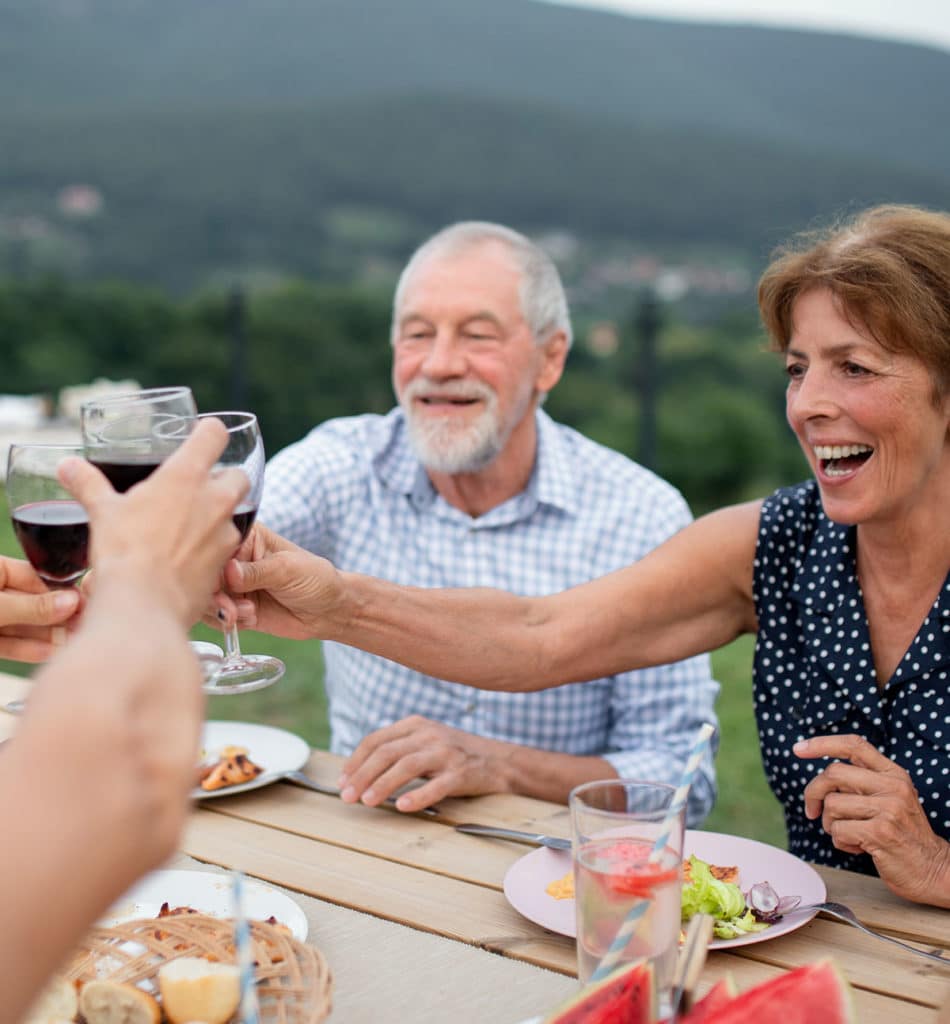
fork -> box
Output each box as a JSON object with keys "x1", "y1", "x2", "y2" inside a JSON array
[{"x1": 794, "y1": 901, "x2": 950, "y2": 965}]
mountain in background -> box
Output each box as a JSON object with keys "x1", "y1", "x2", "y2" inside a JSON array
[{"x1": 1, "y1": 0, "x2": 948, "y2": 290}]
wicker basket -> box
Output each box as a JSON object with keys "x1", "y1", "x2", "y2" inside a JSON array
[{"x1": 67, "y1": 915, "x2": 332, "y2": 1024}]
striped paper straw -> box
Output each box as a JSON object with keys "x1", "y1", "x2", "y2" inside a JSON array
[
  {"x1": 590, "y1": 722, "x2": 716, "y2": 982},
  {"x1": 231, "y1": 870, "x2": 260, "y2": 1024}
]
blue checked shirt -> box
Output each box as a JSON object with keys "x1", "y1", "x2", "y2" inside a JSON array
[{"x1": 260, "y1": 408, "x2": 719, "y2": 825}]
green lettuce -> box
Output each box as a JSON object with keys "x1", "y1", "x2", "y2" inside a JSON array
[{"x1": 681, "y1": 855, "x2": 769, "y2": 938}]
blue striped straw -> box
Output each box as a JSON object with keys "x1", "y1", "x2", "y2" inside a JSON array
[
  {"x1": 589, "y1": 722, "x2": 716, "y2": 982},
  {"x1": 230, "y1": 870, "x2": 260, "y2": 1024}
]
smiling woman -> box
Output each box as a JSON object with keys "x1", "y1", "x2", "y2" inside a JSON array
[{"x1": 223, "y1": 203, "x2": 950, "y2": 909}]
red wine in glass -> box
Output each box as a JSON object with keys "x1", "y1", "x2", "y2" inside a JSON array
[
  {"x1": 87, "y1": 456, "x2": 163, "y2": 493},
  {"x1": 11, "y1": 500, "x2": 90, "y2": 587},
  {"x1": 232, "y1": 503, "x2": 258, "y2": 542}
]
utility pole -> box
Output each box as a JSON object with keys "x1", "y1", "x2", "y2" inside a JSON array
[
  {"x1": 634, "y1": 289, "x2": 661, "y2": 470},
  {"x1": 229, "y1": 284, "x2": 248, "y2": 409}
]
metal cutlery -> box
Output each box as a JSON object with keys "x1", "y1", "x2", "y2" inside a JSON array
[
  {"x1": 454, "y1": 823, "x2": 571, "y2": 850},
  {"x1": 261, "y1": 769, "x2": 440, "y2": 816},
  {"x1": 791, "y1": 901, "x2": 949, "y2": 965}
]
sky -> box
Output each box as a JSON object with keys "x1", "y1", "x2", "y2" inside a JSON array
[{"x1": 542, "y1": 1, "x2": 950, "y2": 52}]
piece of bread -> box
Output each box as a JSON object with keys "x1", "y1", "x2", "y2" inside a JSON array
[
  {"x1": 158, "y1": 956, "x2": 241, "y2": 1024},
  {"x1": 79, "y1": 980, "x2": 160, "y2": 1024},
  {"x1": 23, "y1": 976, "x2": 78, "y2": 1024}
]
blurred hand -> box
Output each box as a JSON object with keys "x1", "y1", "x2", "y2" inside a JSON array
[
  {"x1": 59, "y1": 418, "x2": 249, "y2": 625},
  {"x1": 795, "y1": 733, "x2": 950, "y2": 906},
  {"x1": 0, "y1": 556, "x2": 82, "y2": 662},
  {"x1": 338, "y1": 715, "x2": 512, "y2": 813},
  {"x1": 214, "y1": 523, "x2": 341, "y2": 640}
]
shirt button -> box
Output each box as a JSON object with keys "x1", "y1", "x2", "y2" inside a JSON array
[{"x1": 463, "y1": 702, "x2": 476, "y2": 714}]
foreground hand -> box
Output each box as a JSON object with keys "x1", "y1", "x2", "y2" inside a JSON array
[
  {"x1": 59, "y1": 419, "x2": 249, "y2": 625},
  {"x1": 0, "y1": 556, "x2": 82, "y2": 662},
  {"x1": 795, "y1": 733, "x2": 950, "y2": 905},
  {"x1": 216, "y1": 523, "x2": 341, "y2": 640},
  {"x1": 338, "y1": 716, "x2": 512, "y2": 812}
]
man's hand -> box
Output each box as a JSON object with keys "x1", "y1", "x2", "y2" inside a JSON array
[
  {"x1": 795, "y1": 733, "x2": 950, "y2": 906},
  {"x1": 216, "y1": 523, "x2": 342, "y2": 640},
  {"x1": 337, "y1": 716, "x2": 513, "y2": 812},
  {"x1": 0, "y1": 556, "x2": 81, "y2": 662}
]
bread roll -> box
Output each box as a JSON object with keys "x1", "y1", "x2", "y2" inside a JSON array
[
  {"x1": 23, "y1": 976, "x2": 78, "y2": 1024},
  {"x1": 79, "y1": 980, "x2": 160, "y2": 1024},
  {"x1": 157, "y1": 956, "x2": 241, "y2": 1024}
]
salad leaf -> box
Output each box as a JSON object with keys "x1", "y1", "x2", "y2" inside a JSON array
[{"x1": 681, "y1": 855, "x2": 769, "y2": 938}]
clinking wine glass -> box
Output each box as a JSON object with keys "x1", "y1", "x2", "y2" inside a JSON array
[
  {"x1": 79, "y1": 386, "x2": 198, "y2": 492},
  {"x1": 157, "y1": 411, "x2": 285, "y2": 695},
  {"x1": 5, "y1": 443, "x2": 90, "y2": 714}
]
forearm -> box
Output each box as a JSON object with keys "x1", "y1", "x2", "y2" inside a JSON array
[{"x1": 491, "y1": 742, "x2": 619, "y2": 803}]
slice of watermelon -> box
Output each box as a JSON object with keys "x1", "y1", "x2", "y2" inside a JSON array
[
  {"x1": 541, "y1": 960, "x2": 655, "y2": 1024},
  {"x1": 676, "y1": 977, "x2": 738, "y2": 1022},
  {"x1": 694, "y1": 960, "x2": 854, "y2": 1024}
]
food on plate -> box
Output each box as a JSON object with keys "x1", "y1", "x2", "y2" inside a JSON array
[
  {"x1": 197, "y1": 744, "x2": 264, "y2": 791},
  {"x1": 157, "y1": 956, "x2": 241, "y2": 1024},
  {"x1": 22, "y1": 976, "x2": 78, "y2": 1024},
  {"x1": 79, "y1": 979, "x2": 161, "y2": 1024},
  {"x1": 545, "y1": 852, "x2": 796, "y2": 942},
  {"x1": 673, "y1": 959, "x2": 854, "y2": 1023},
  {"x1": 541, "y1": 958, "x2": 654, "y2": 1023}
]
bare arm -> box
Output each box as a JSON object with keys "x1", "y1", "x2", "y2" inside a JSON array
[
  {"x1": 229, "y1": 500, "x2": 763, "y2": 692},
  {"x1": 0, "y1": 420, "x2": 248, "y2": 1024}
]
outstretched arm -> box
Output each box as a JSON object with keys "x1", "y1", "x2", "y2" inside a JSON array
[{"x1": 226, "y1": 500, "x2": 762, "y2": 692}]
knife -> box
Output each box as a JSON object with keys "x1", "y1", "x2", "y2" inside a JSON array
[
  {"x1": 263, "y1": 769, "x2": 440, "y2": 816},
  {"x1": 454, "y1": 823, "x2": 571, "y2": 850}
]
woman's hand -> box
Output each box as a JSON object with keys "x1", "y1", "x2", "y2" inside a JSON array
[
  {"x1": 795, "y1": 733, "x2": 950, "y2": 906},
  {"x1": 214, "y1": 523, "x2": 342, "y2": 640},
  {"x1": 0, "y1": 556, "x2": 81, "y2": 662}
]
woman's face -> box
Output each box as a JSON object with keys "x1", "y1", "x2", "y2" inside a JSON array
[{"x1": 785, "y1": 287, "x2": 950, "y2": 526}]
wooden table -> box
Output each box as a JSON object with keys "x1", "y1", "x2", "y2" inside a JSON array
[{"x1": 2, "y1": 672, "x2": 949, "y2": 1021}]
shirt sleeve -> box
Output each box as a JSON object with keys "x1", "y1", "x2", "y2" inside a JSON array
[
  {"x1": 601, "y1": 653, "x2": 720, "y2": 828},
  {"x1": 597, "y1": 479, "x2": 720, "y2": 828}
]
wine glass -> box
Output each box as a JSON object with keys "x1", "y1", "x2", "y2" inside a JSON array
[
  {"x1": 80, "y1": 386, "x2": 197, "y2": 492},
  {"x1": 157, "y1": 411, "x2": 285, "y2": 694},
  {"x1": 5, "y1": 443, "x2": 89, "y2": 714}
]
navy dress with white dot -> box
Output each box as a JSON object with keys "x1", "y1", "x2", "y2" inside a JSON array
[{"x1": 752, "y1": 481, "x2": 950, "y2": 873}]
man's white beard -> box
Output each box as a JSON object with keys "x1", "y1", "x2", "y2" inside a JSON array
[{"x1": 400, "y1": 380, "x2": 506, "y2": 474}]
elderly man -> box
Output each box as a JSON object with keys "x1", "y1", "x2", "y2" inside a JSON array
[{"x1": 258, "y1": 221, "x2": 719, "y2": 821}]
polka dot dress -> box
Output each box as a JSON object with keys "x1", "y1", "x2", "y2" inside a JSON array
[{"x1": 753, "y1": 481, "x2": 950, "y2": 873}]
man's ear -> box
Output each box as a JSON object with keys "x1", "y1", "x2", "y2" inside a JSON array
[{"x1": 536, "y1": 330, "x2": 570, "y2": 394}]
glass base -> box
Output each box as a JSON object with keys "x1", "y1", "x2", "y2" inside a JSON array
[
  {"x1": 203, "y1": 654, "x2": 285, "y2": 695},
  {"x1": 3, "y1": 699, "x2": 26, "y2": 715}
]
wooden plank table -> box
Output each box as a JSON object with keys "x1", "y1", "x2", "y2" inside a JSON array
[{"x1": 2, "y1": 672, "x2": 949, "y2": 1021}]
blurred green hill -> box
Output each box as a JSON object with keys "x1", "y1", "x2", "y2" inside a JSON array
[{"x1": 0, "y1": 0, "x2": 948, "y2": 289}]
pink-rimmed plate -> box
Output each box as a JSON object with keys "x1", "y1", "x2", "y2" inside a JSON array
[{"x1": 503, "y1": 829, "x2": 826, "y2": 950}]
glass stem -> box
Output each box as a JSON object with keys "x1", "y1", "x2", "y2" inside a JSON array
[{"x1": 224, "y1": 622, "x2": 244, "y2": 664}]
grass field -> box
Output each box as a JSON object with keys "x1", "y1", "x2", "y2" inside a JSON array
[{"x1": 0, "y1": 488, "x2": 786, "y2": 847}]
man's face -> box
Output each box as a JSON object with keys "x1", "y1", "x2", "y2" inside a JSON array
[{"x1": 392, "y1": 241, "x2": 562, "y2": 474}]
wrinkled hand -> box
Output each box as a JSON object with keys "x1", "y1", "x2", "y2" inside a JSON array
[
  {"x1": 795, "y1": 733, "x2": 950, "y2": 905},
  {"x1": 58, "y1": 418, "x2": 249, "y2": 626},
  {"x1": 214, "y1": 523, "x2": 341, "y2": 641},
  {"x1": 338, "y1": 715, "x2": 512, "y2": 813},
  {"x1": 0, "y1": 556, "x2": 82, "y2": 662}
]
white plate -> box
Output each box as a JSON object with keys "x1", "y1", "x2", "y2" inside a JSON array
[
  {"x1": 503, "y1": 829, "x2": 827, "y2": 951},
  {"x1": 100, "y1": 869, "x2": 308, "y2": 940},
  {"x1": 193, "y1": 720, "x2": 310, "y2": 800}
]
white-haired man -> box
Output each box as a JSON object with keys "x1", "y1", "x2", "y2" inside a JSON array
[{"x1": 258, "y1": 221, "x2": 719, "y2": 820}]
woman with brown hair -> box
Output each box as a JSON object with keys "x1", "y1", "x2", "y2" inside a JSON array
[{"x1": 225, "y1": 204, "x2": 950, "y2": 907}]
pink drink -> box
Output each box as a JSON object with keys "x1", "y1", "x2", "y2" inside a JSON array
[{"x1": 574, "y1": 837, "x2": 682, "y2": 986}]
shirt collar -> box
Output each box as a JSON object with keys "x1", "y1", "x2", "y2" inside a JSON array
[{"x1": 370, "y1": 406, "x2": 579, "y2": 517}]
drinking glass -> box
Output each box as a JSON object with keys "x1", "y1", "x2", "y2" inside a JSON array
[
  {"x1": 157, "y1": 411, "x2": 285, "y2": 694},
  {"x1": 5, "y1": 443, "x2": 89, "y2": 715},
  {"x1": 570, "y1": 780, "x2": 684, "y2": 1009},
  {"x1": 80, "y1": 386, "x2": 197, "y2": 491},
  {"x1": 7, "y1": 444, "x2": 90, "y2": 589}
]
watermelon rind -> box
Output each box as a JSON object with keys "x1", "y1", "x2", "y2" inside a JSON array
[{"x1": 541, "y1": 959, "x2": 655, "y2": 1024}]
